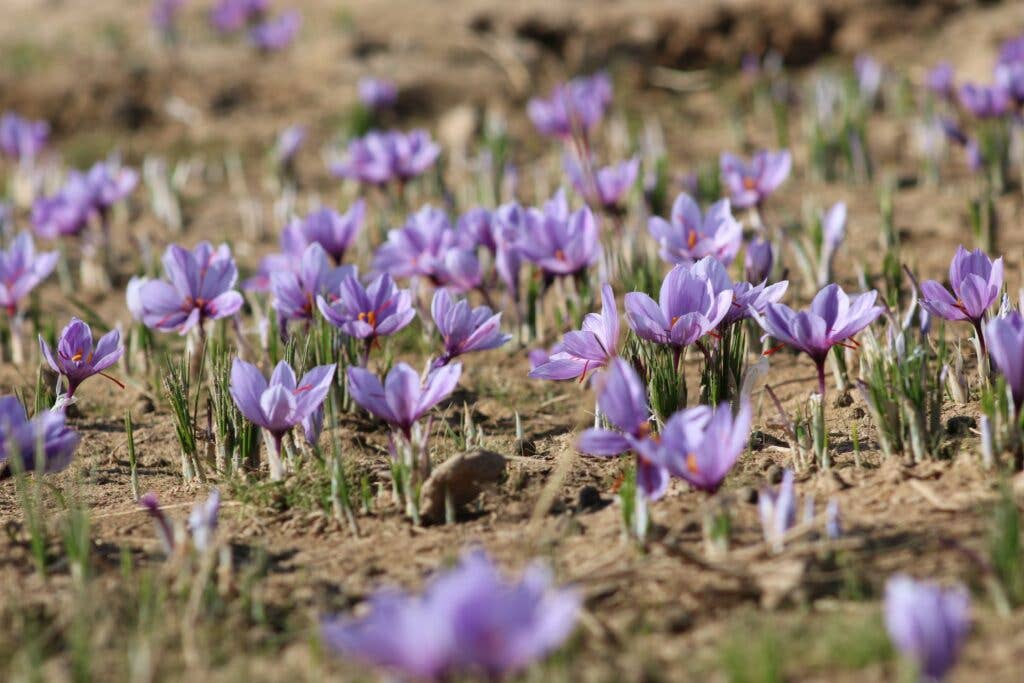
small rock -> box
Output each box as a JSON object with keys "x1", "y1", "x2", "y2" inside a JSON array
[
  {"x1": 420, "y1": 449, "x2": 506, "y2": 522},
  {"x1": 750, "y1": 430, "x2": 787, "y2": 450},
  {"x1": 832, "y1": 391, "x2": 854, "y2": 408},
  {"x1": 576, "y1": 484, "x2": 603, "y2": 511},
  {"x1": 133, "y1": 395, "x2": 156, "y2": 415},
  {"x1": 852, "y1": 407, "x2": 866, "y2": 419},
  {"x1": 438, "y1": 104, "x2": 478, "y2": 157},
  {"x1": 946, "y1": 415, "x2": 976, "y2": 437},
  {"x1": 513, "y1": 438, "x2": 537, "y2": 456},
  {"x1": 736, "y1": 486, "x2": 759, "y2": 505},
  {"x1": 764, "y1": 464, "x2": 785, "y2": 484}
]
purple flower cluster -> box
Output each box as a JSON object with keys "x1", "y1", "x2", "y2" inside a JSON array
[
  {"x1": 527, "y1": 72, "x2": 612, "y2": 140},
  {"x1": 32, "y1": 160, "x2": 138, "y2": 240},
  {"x1": 270, "y1": 243, "x2": 355, "y2": 328},
  {"x1": 0, "y1": 112, "x2": 49, "y2": 162},
  {"x1": 720, "y1": 150, "x2": 791, "y2": 209},
  {"x1": 210, "y1": 0, "x2": 267, "y2": 33},
  {"x1": 0, "y1": 395, "x2": 79, "y2": 474},
  {"x1": 0, "y1": 232, "x2": 58, "y2": 317},
  {"x1": 249, "y1": 10, "x2": 301, "y2": 52},
  {"x1": 331, "y1": 130, "x2": 440, "y2": 186},
  {"x1": 648, "y1": 193, "x2": 742, "y2": 265},
  {"x1": 373, "y1": 206, "x2": 481, "y2": 291},
  {"x1": 321, "y1": 550, "x2": 579, "y2": 681}
]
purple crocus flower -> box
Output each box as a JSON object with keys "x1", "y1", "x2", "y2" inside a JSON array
[
  {"x1": 565, "y1": 156, "x2": 639, "y2": 211},
  {"x1": 758, "y1": 284, "x2": 884, "y2": 395},
  {"x1": 652, "y1": 400, "x2": 751, "y2": 494},
  {"x1": 691, "y1": 256, "x2": 788, "y2": 328},
  {"x1": 919, "y1": 246, "x2": 1002, "y2": 351},
  {"x1": 321, "y1": 550, "x2": 579, "y2": 681},
  {"x1": 281, "y1": 201, "x2": 365, "y2": 269},
  {"x1": 132, "y1": 242, "x2": 244, "y2": 335},
  {"x1": 230, "y1": 358, "x2": 335, "y2": 478},
  {"x1": 648, "y1": 193, "x2": 743, "y2": 266},
  {"x1": 519, "y1": 191, "x2": 601, "y2": 277},
  {"x1": 270, "y1": 243, "x2": 356, "y2": 327},
  {"x1": 85, "y1": 160, "x2": 139, "y2": 213},
  {"x1": 854, "y1": 54, "x2": 882, "y2": 102},
  {"x1": 358, "y1": 77, "x2": 398, "y2": 110},
  {"x1": 31, "y1": 184, "x2": 94, "y2": 240},
  {"x1": 249, "y1": 10, "x2": 301, "y2": 52},
  {"x1": 331, "y1": 130, "x2": 440, "y2": 186},
  {"x1": 884, "y1": 575, "x2": 970, "y2": 682},
  {"x1": 530, "y1": 283, "x2": 619, "y2": 382},
  {"x1": 926, "y1": 62, "x2": 955, "y2": 99},
  {"x1": 373, "y1": 206, "x2": 482, "y2": 292},
  {"x1": 720, "y1": 150, "x2": 792, "y2": 209},
  {"x1": 275, "y1": 125, "x2": 306, "y2": 166},
  {"x1": 958, "y1": 83, "x2": 1010, "y2": 119},
  {"x1": 151, "y1": 0, "x2": 186, "y2": 35},
  {"x1": 0, "y1": 395, "x2": 79, "y2": 474},
  {"x1": 577, "y1": 358, "x2": 667, "y2": 500},
  {"x1": 0, "y1": 232, "x2": 58, "y2": 317},
  {"x1": 317, "y1": 273, "x2": 415, "y2": 351},
  {"x1": 624, "y1": 264, "x2": 733, "y2": 349},
  {"x1": 985, "y1": 312, "x2": 1024, "y2": 410},
  {"x1": 140, "y1": 488, "x2": 221, "y2": 554},
  {"x1": 995, "y1": 61, "x2": 1024, "y2": 105},
  {"x1": 0, "y1": 112, "x2": 49, "y2": 162},
  {"x1": 456, "y1": 207, "x2": 495, "y2": 253},
  {"x1": 39, "y1": 318, "x2": 124, "y2": 399},
  {"x1": 527, "y1": 72, "x2": 612, "y2": 140},
  {"x1": 818, "y1": 201, "x2": 847, "y2": 286},
  {"x1": 431, "y1": 289, "x2": 510, "y2": 368},
  {"x1": 759, "y1": 469, "x2": 796, "y2": 552},
  {"x1": 745, "y1": 238, "x2": 775, "y2": 284},
  {"x1": 210, "y1": 0, "x2": 266, "y2": 33},
  {"x1": 347, "y1": 362, "x2": 461, "y2": 437}
]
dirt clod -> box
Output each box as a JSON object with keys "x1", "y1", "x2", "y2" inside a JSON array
[{"x1": 420, "y1": 449, "x2": 507, "y2": 522}]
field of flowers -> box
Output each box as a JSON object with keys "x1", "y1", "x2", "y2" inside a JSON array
[{"x1": 1, "y1": 0, "x2": 1024, "y2": 681}]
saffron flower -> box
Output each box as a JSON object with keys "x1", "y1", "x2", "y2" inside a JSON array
[
  {"x1": 985, "y1": 312, "x2": 1024, "y2": 410},
  {"x1": 275, "y1": 124, "x2": 305, "y2": 166},
  {"x1": 31, "y1": 182, "x2": 93, "y2": 239},
  {"x1": 132, "y1": 242, "x2": 244, "y2": 334},
  {"x1": 745, "y1": 238, "x2": 775, "y2": 284},
  {"x1": 358, "y1": 77, "x2": 398, "y2": 110},
  {"x1": 210, "y1": 0, "x2": 266, "y2": 33},
  {"x1": 230, "y1": 359, "x2": 335, "y2": 479},
  {"x1": 720, "y1": 150, "x2": 792, "y2": 209},
  {"x1": 648, "y1": 193, "x2": 743, "y2": 265},
  {"x1": 530, "y1": 283, "x2": 620, "y2": 381},
  {"x1": 0, "y1": 112, "x2": 49, "y2": 162},
  {"x1": 565, "y1": 156, "x2": 639, "y2": 211},
  {"x1": 854, "y1": 54, "x2": 882, "y2": 102},
  {"x1": 317, "y1": 273, "x2": 415, "y2": 352},
  {"x1": 431, "y1": 289, "x2": 510, "y2": 368},
  {"x1": 759, "y1": 469, "x2": 797, "y2": 553},
  {"x1": 84, "y1": 160, "x2": 139, "y2": 214},
  {"x1": 885, "y1": 575, "x2": 970, "y2": 682},
  {"x1": 347, "y1": 362, "x2": 461, "y2": 437},
  {"x1": 691, "y1": 256, "x2": 788, "y2": 328},
  {"x1": 653, "y1": 401, "x2": 751, "y2": 493},
  {"x1": 577, "y1": 358, "x2": 667, "y2": 499},
  {"x1": 758, "y1": 283, "x2": 884, "y2": 395},
  {"x1": 520, "y1": 191, "x2": 601, "y2": 277},
  {"x1": 0, "y1": 395, "x2": 79, "y2": 474},
  {"x1": 527, "y1": 72, "x2": 612, "y2": 139},
  {"x1": 373, "y1": 206, "x2": 482, "y2": 291},
  {"x1": 249, "y1": 10, "x2": 301, "y2": 52},
  {"x1": 926, "y1": 62, "x2": 955, "y2": 99},
  {"x1": 0, "y1": 232, "x2": 58, "y2": 316},
  {"x1": 455, "y1": 207, "x2": 496, "y2": 252},
  {"x1": 624, "y1": 264, "x2": 733, "y2": 349},
  {"x1": 151, "y1": 0, "x2": 186, "y2": 36},
  {"x1": 321, "y1": 550, "x2": 579, "y2": 681},
  {"x1": 919, "y1": 246, "x2": 1002, "y2": 352},
  {"x1": 140, "y1": 489, "x2": 221, "y2": 554},
  {"x1": 331, "y1": 129, "x2": 440, "y2": 186},
  {"x1": 39, "y1": 318, "x2": 124, "y2": 399},
  {"x1": 270, "y1": 243, "x2": 355, "y2": 327},
  {"x1": 958, "y1": 83, "x2": 1010, "y2": 119},
  {"x1": 289, "y1": 201, "x2": 364, "y2": 264}
]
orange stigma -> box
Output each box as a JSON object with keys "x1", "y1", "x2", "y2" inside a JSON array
[
  {"x1": 71, "y1": 351, "x2": 83, "y2": 362},
  {"x1": 687, "y1": 231, "x2": 698, "y2": 249},
  {"x1": 686, "y1": 452, "x2": 699, "y2": 474},
  {"x1": 554, "y1": 249, "x2": 566, "y2": 261},
  {"x1": 358, "y1": 310, "x2": 378, "y2": 327},
  {"x1": 742, "y1": 177, "x2": 757, "y2": 190}
]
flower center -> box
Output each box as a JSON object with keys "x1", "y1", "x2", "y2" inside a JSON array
[
  {"x1": 687, "y1": 232, "x2": 698, "y2": 249},
  {"x1": 742, "y1": 177, "x2": 757, "y2": 190},
  {"x1": 686, "y1": 452, "x2": 699, "y2": 474},
  {"x1": 554, "y1": 249, "x2": 566, "y2": 262},
  {"x1": 358, "y1": 310, "x2": 378, "y2": 327}
]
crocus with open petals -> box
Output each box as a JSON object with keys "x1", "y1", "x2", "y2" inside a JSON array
[
  {"x1": 625, "y1": 264, "x2": 733, "y2": 349},
  {"x1": 690, "y1": 256, "x2": 788, "y2": 328},
  {"x1": 985, "y1": 312, "x2": 1024, "y2": 410},
  {"x1": 358, "y1": 77, "x2": 398, "y2": 110},
  {"x1": 530, "y1": 283, "x2": 619, "y2": 382},
  {"x1": 230, "y1": 359, "x2": 335, "y2": 479},
  {"x1": 249, "y1": 10, "x2": 301, "y2": 52},
  {"x1": 331, "y1": 129, "x2": 440, "y2": 186},
  {"x1": 919, "y1": 247, "x2": 1002, "y2": 351},
  {"x1": 271, "y1": 243, "x2": 356, "y2": 327},
  {"x1": 519, "y1": 191, "x2": 601, "y2": 277},
  {"x1": 347, "y1": 362, "x2": 461, "y2": 437},
  {"x1": 758, "y1": 283, "x2": 884, "y2": 396},
  {"x1": 720, "y1": 150, "x2": 792, "y2": 209},
  {"x1": 885, "y1": 575, "x2": 970, "y2": 682},
  {"x1": 321, "y1": 550, "x2": 579, "y2": 681},
  {"x1": 0, "y1": 395, "x2": 79, "y2": 474},
  {"x1": 649, "y1": 193, "x2": 743, "y2": 266},
  {"x1": 373, "y1": 205, "x2": 482, "y2": 291},
  {"x1": 577, "y1": 359, "x2": 667, "y2": 500},
  {"x1": 565, "y1": 156, "x2": 639, "y2": 211},
  {"x1": 431, "y1": 289, "x2": 510, "y2": 368},
  {"x1": 652, "y1": 401, "x2": 751, "y2": 494},
  {"x1": 210, "y1": 0, "x2": 266, "y2": 33},
  {"x1": 317, "y1": 273, "x2": 415, "y2": 353},
  {"x1": 291, "y1": 202, "x2": 364, "y2": 264},
  {"x1": 133, "y1": 242, "x2": 244, "y2": 334},
  {"x1": 0, "y1": 232, "x2": 58, "y2": 317},
  {"x1": 527, "y1": 72, "x2": 612, "y2": 140},
  {"x1": 745, "y1": 238, "x2": 775, "y2": 283},
  {"x1": 958, "y1": 83, "x2": 1010, "y2": 119},
  {"x1": 40, "y1": 318, "x2": 124, "y2": 398}
]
